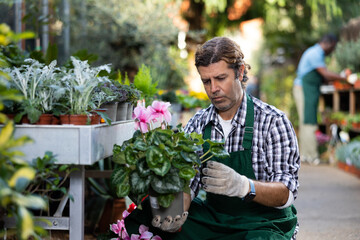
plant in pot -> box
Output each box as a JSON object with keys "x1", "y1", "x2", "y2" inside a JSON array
[
  {"x1": 110, "y1": 100, "x2": 229, "y2": 219},
  {"x1": 89, "y1": 83, "x2": 117, "y2": 125},
  {"x1": 59, "y1": 56, "x2": 111, "y2": 125},
  {"x1": 4, "y1": 58, "x2": 60, "y2": 124},
  {"x1": 114, "y1": 72, "x2": 141, "y2": 120},
  {"x1": 133, "y1": 64, "x2": 158, "y2": 107}
]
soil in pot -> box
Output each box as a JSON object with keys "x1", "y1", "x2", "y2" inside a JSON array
[
  {"x1": 69, "y1": 114, "x2": 89, "y2": 125},
  {"x1": 36, "y1": 114, "x2": 53, "y2": 125}
]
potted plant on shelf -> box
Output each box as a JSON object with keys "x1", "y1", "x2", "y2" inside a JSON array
[
  {"x1": 110, "y1": 100, "x2": 229, "y2": 218},
  {"x1": 4, "y1": 58, "x2": 60, "y2": 124},
  {"x1": 60, "y1": 56, "x2": 111, "y2": 125}
]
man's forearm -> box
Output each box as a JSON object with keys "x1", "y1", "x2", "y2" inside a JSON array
[{"x1": 252, "y1": 181, "x2": 290, "y2": 207}]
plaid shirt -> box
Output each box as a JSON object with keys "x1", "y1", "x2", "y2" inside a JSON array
[{"x1": 184, "y1": 94, "x2": 300, "y2": 199}]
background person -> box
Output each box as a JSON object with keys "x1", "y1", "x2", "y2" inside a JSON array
[
  {"x1": 293, "y1": 34, "x2": 352, "y2": 164},
  {"x1": 125, "y1": 37, "x2": 300, "y2": 239}
]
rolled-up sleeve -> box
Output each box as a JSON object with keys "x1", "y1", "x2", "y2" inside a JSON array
[{"x1": 266, "y1": 115, "x2": 300, "y2": 199}]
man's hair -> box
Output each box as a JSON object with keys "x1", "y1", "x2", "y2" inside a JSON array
[
  {"x1": 195, "y1": 37, "x2": 251, "y2": 83},
  {"x1": 320, "y1": 33, "x2": 338, "y2": 45}
]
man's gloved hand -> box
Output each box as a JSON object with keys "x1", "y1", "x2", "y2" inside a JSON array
[
  {"x1": 201, "y1": 161, "x2": 249, "y2": 198},
  {"x1": 151, "y1": 212, "x2": 188, "y2": 232}
]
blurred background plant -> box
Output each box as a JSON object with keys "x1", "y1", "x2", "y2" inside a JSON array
[{"x1": 0, "y1": 23, "x2": 48, "y2": 240}]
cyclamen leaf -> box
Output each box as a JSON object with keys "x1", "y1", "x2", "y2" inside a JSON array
[
  {"x1": 180, "y1": 151, "x2": 200, "y2": 165},
  {"x1": 111, "y1": 167, "x2": 131, "y2": 197},
  {"x1": 210, "y1": 146, "x2": 230, "y2": 159},
  {"x1": 157, "y1": 193, "x2": 175, "y2": 208},
  {"x1": 125, "y1": 146, "x2": 137, "y2": 165},
  {"x1": 151, "y1": 169, "x2": 184, "y2": 194},
  {"x1": 130, "y1": 171, "x2": 151, "y2": 195},
  {"x1": 136, "y1": 158, "x2": 151, "y2": 177},
  {"x1": 150, "y1": 160, "x2": 171, "y2": 176},
  {"x1": 172, "y1": 155, "x2": 191, "y2": 169},
  {"x1": 179, "y1": 166, "x2": 196, "y2": 180},
  {"x1": 146, "y1": 146, "x2": 166, "y2": 167},
  {"x1": 134, "y1": 139, "x2": 147, "y2": 151}
]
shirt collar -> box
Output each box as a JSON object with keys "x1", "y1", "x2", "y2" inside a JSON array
[{"x1": 203, "y1": 93, "x2": 248, "y2": 128}]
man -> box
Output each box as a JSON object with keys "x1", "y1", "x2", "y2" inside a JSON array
[
  {"x1": 293, "y1": 34, "x2": 351, "y2": 164},
  {"x1": 125, "y1": 37, "x2": 300, "y2": 239}
]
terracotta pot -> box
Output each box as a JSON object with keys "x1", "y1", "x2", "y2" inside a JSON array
[
  {"x1": 354, "y1": 80, "x2": 360, "y2": 89},
  {"x1": 51, "y1": 115, "x2": 61, "y2": 125},
  {"x1": 333, "y1": 80, "x2": 352, "y2": 90},
  {"x1": 5, "y1": 113, "x2": 16, "y2": 120},
  {"x1": 69, "y1": 114, "x2": 89, "y2": 125},
  {"x1": 36, "y1": 114, "x2": 53, "y2": 125},
  {"x1": 97, "y1": 198, "x2": 127, "y2": 233},
  {"x1": 352, "y1": 122, "x2": 360, "y2": 129},
  {"x1": 90, "y1": 113, "x2": 101, "y2": 125},
  {"x1": 21, "y1": 115, "x2": 31, "y2": 124},
  {"x1": 60, "y1": 114, "x2": 71, "y2": 125}
]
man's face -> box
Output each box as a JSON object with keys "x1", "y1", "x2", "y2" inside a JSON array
[
  {"x1": 324, "y1": 42, "x2": 336, "y2": 56},
  {"x1": 198, "y1": 60, "x2": 243, "y2": 117}
]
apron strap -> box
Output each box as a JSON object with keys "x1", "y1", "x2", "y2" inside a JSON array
[{"x1": 242, "y1": 94, "x2": 254, "y2": 150}]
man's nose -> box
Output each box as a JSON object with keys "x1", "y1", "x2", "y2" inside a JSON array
[{"x1": 210, "y1": 80, "x2": 219, "y2": 93}]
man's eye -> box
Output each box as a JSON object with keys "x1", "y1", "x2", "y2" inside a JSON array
[{"x1": 203, "y1": 80, "x2": 210, "y2": 85}]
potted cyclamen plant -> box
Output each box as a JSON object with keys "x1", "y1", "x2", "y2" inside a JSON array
[{"x1": 110, "y1": 100, "x2": 229, "y2": 219}]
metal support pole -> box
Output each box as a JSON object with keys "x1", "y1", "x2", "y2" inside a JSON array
[
  {"x1": 14, "y1": 0, "x2": 23, "y2": 50},
  {"x1": 42, "y1": 0, "x2": 49, "y2": 54},
  {"x1": 63, "y1": 0, "x2": 70, "y2": 61},
  {"x1": 69, "y1": 165, "x2": 85, "y2": 240}
]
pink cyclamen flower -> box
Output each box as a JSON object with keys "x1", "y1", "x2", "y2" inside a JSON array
[
  {"x1": 130, "y1": 225, "x2": 154, "y2": 240},
  {"x1": 132, "y1": 106, "x2": 152, "y2": 133},
  {"x1": 122, "y1": 209, "x2": 130, "y2": 219},
  {"x1": 110, "y1": 219, "x2": 129, "y2": 239},
  {"x1": 149, "y1": 101, "x2": 171, "y2": 124}
]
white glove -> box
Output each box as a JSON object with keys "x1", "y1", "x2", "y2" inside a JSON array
[
  {"x1": 151, "y1": 212, "x2": 188, "y2": 232},
  {"x1": 202, "y1": 161, "x2": 249, "y2": 198}
]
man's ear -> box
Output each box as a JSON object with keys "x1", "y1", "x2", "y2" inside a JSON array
[{"x1": 238, "y1": 64, "x2": 245, "y2": 81}]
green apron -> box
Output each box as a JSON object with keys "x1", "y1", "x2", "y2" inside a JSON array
[
  {"x1": 125, "y1": 95, "x2": 297, "y2": 239},
  {"x1": 303, "y1": 70, "x2": 324, "y2": 124}
]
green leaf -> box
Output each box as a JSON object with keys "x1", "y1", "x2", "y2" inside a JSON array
[
  {"x1": 146, "y1": 146, "x2": 166, "y2": 166},
  {"x1": 110, "y1": 167, "x2": 131, "y2": 197},
  {"x1": 179, "y1": 166, "x2": 196, "y2": 180},
  {"x1": 136, "y1": 158, "x2": 151, "y2": 177},
  {"x1": 210, "y1": 146, "x2": 230, "y2": 159},
  {"x1": 150, "y1": 161, "x2": 171, "y2": 177},
  {"x1": 125, "y1": 146, "x2": 137, "y2": 165},
  {"x1": 178, "y1": 140, "x2": 202, "y2": 152},
  {"x1": 180, "y1": 151, "x2": 200, "y2": 165},
  {"x1": 158, "y1": 193, "x2": 175, "y2": 208},
  {"x1": 130, "y1": 171, "x2": 151, "y2": 195},
  {"x1": 151, "y1": 168, "x2": 184, "y2": 194},
  {"x1": 190, "y1": 132, "x2": 205, "y2": 145},
  {"x1": 134, "y1": 139, "x2": 147, "y2": 151},
  {"x1": 172, "y1": 155, "x2": 190, "y2": 169}
]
